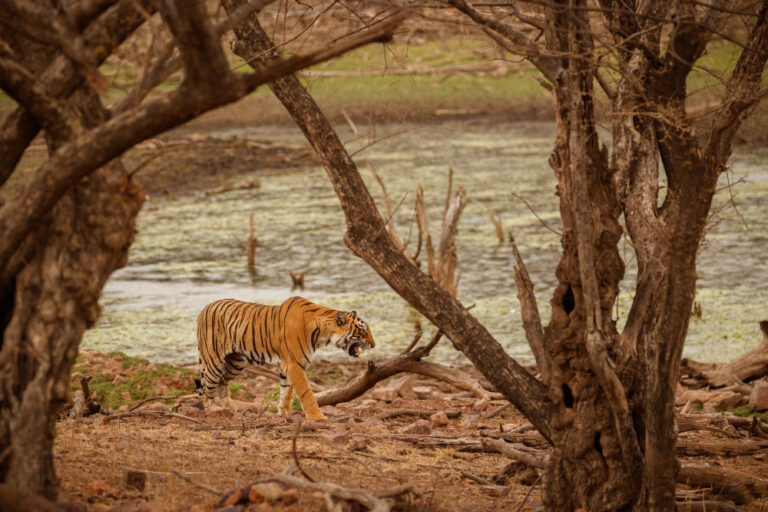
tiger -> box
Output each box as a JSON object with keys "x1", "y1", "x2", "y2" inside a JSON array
[{"x1": 196, "y1": 296, "x2": 375, "y2": 420}]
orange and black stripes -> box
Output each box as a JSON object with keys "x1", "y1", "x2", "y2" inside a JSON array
[{"x1": 196, "y1": 296, "x2": 375, "y2": 418}]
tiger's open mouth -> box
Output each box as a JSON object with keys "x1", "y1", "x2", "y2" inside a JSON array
[{"x1": 348, "y1": 341, "x2": 371, "y2": 358}]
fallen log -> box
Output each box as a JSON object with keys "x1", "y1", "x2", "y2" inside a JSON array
[
  {"x1": 676, "y1": 439, "x2": 768, "y2": 456},
  {"x1": 679, "y1": 463, "x2": 768, "y2": 505},
  {"x1": 681, "y1": 321, "x2": 768, "y2": 387}
]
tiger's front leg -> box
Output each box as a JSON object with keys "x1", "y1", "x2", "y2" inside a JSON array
[
  {"x1": 277, "y1": 372, "x2": 293, "y2": 418},
  {"x1": 284, "y1": 363, "x2": 325, "y2": 420}
]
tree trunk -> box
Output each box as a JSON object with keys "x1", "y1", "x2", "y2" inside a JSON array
[{"x1": 0, "y1": 89, "x2": 144, "y2": 498}]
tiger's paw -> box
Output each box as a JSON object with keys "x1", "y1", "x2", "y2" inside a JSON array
[{"x1": 306, "y1": 411, "x2": 326, "y2": 421}]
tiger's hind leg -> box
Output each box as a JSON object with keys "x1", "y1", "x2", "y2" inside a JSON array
[
  {"x1": 199, "y1": 365, "x2": 219, "y2": 409},
  {"x1": 220, "y1": 353, "x2": 247, "y2": 410},
  {"x1": 278, "y1": 371, "x2": 294, "y2": 418}
]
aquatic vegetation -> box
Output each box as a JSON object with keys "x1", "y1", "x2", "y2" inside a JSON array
[{"x1": 82, "y1": 121, "x2": 768, "y2": 365}]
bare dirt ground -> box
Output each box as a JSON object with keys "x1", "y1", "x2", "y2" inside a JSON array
[{"x1": 56, "y1": 351, "x2": 768, "y2": 512}]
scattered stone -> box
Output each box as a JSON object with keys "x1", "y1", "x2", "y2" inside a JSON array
[
  {"x1": 122, "y1": 470, "x2": 147, "y2": 492},
  {"x1": 112, "y1": 375, "x2": 125, "y2": 386},
  {"x1": 389, "y1": 375, "x2": 416, "y2": 399},
  {"x1": 429, "y1": 411, "x2": 450, "y2": 427},
  {"x1": 320, "y1": 405, "x2": 338, "y2": 416},
  {"x1": 88, "y1": 480, "x2": 118, "y2": 497},
  {"x1": 144, "y1": 402, "x2": 169, "y2": 413},
  {"x1": 248, "y1": 482, "x2": 284, "y2": 503},
  {"x1": 399, "y1": 419, "x2": 431, "y2": 435},
  {"x1": 711, "y1": 391, "x2": 744, "y2": 410},
  {"x1": 101, "y1": 368, "x2": 117, "y2": 381},
  {"x1": 322, "y1": 430, "x2": 349, "y2": 445},
  {"x1": 177, "y1": 406, "x2": 205, "y2": 418},
  {"x1": 360, "y1": 399, "x2": 378, "y2": 407},
  {"x1": 413, "y1": 386, "x2": 435, "y2": 399},
  {"x1": 460, "y1": 413, "x2": 480, "y2": 428},
  {"x1": 681, "y1": 389, "x2": 712, "y2": 404},
  {"x1": 365, "y1": 424, "x2": 390, "y2": 435},
  {"x1": 348, "y1": 437, "x2": 368, "y2": 451},
  {"x1": 749, "y1": 380, "x2": 768, "y2": 411},
  {"x1": 501, "y1": 423, "x2": 519, "y2": 432},
  {"x1": 208, "y1": 405, "x2": 234, "y2": 418},
  {"x1": 371, "y1": 387, "x2": 399, "y2": 402}
]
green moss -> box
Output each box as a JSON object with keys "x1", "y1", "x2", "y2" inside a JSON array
[
  {"x1": 729, "y1": 405, "x2": 768, "y2": 422},
  {"x1": 71, "y1": 355, "x2": 196, "y2": 410}
]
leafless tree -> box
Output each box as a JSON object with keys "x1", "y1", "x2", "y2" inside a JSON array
[
  {"x1": 0, "y1": 0, "x2": 402, "y2": 502},
  {"x1": 226, "y1": 0, "x2": 768, "y2": 510}
]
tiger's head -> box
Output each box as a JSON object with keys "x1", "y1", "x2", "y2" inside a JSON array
[{"x1": 331, "y1": 310, "x2": 375, "y2": 358}]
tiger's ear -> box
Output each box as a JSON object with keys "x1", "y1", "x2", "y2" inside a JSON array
[
  {"x1": 335, "y1": 311, "x2": 346, "y2": 326},
  {"x1": 351, "y1": 311, "x2": 357, "y2": 317}
]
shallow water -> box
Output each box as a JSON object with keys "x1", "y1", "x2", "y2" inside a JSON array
[{"x1": 82, "y1": 120, "x2": 768, "y2": 365}]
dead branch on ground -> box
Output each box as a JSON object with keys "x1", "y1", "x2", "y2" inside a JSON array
[
  {"x1": 681, "y1": 321, "x2": 768, "y2": 387},
  {"x1": 104, "y1": 410, "x2": 201, "y2": 424},
  {"x1": 315, "y1": 331, "x2": 499, "y2": 406},
  {"x1": 172, "y1": 469, "x2": 223, "y2": 495},
  {"x1": 679, "y1": 463, "x2": 768, "y2": 505},
  {"x1": 481, "y1": 437, "x2": 547, "y2": 469}
]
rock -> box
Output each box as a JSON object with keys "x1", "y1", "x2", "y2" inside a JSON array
[
  {"x1": 118, "y1": 405, "x2": 130, "y2": 412},
  {"x1": 122, "y1": 470, "x2": 147, "y2": 492},
  {"x1": 208, "y1": 405, "x2": 233, "y2": 418},
  {"x1": 429, "y1": 411, "x2": 450, "y2": 427},
  {"x1": 101, "y1": 368, "x2": 117, "y2": 380},
  {"x1": 248, "y1": 482, "x2": 284, "y2": 503},
  {"x1": 88, "y1": 480, "x2": 118, "y2": 496},
  {"x1": 399, "y1": 419, "x2": 431, "y2": 435},
  {"x1": 473, "y1": 398, "x2": 490, "y2": 411},
  {"x1": 371, "y1": 387, "x2": 399, "y2": 402},
  {"x1": 365, "y1": 424, "x2": 390, "y2": 435},
  {"x1": 501, "y1": 423, "x2": 519, "y2": 432},
  {"x1": 144, "y1": 401, "x2": 169, "y2": 413},
  {"x1": 413, "y1": 386, "x2": 435, "y2": 399},
  {"x1": 389, "y1": 375, "x2": 416, "y2": 399},
  {"x1": 178, "y1": 406, "x2": 205, "y2": 418},
  {"x1": 112, "y1": 375, "x2": 125, "y2": 386},
  {"x1": 348, "y1": 438, "x2": 368, "y2": 451},
  {"x1": 121, "y1": 392, "x2": 132, "y2": 401},
  {"x1": 710, "y1": 391, "x2": 744, "y2": 410},
  {"x1": 749, "y1": 380, "x2": 768, "y2": 411},
  {"x1": 321, "y1": 430, "x2": 349, "y2": 445},
  {"x1": 681, "y1": 389, "x2": 712, "y2": 404},
  {"x1": 460, "y1": 413, "x2": 480, "y2": 428},
  {"x1": 320, "y1": 405, "x2": 338, "y2": 416}
]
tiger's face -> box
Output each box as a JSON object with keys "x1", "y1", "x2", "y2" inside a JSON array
[{"x1": 331, "y1": 311, "x2": 375, "y2": 358}]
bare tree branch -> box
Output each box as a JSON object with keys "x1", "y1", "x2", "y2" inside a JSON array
[
  {"x1": 511, "y1": 242, "x2": 550, "y2": 384},
  {"x1": 0, "y1": 13, "x2": 406, "y2": 276},
  {"x1": 223, "y1": 1, "x2": 553, "y2": 439}
]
